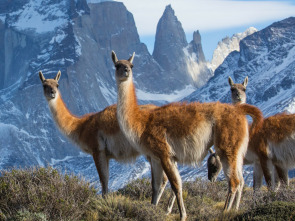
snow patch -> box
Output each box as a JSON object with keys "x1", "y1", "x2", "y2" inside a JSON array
[
  {"x1": 50, "y1": 31, "x2": 67, "y2": 44},
  {"x1": 137, "y1": 85, "x2": 196, "y2": 102},
  {"x1": 11, "y1": 0, "x2": 68, "y2": 33},
  {"x1": 0, "y1": 15, "x2": 5, "y2": 23},
  {"x1": 87, "y1": 0, "x2": 112, "y2": 3},
  {"x1": 74, "y1": 35, "x2": 82, "y2": 57},
  {"x1": 183, "y1": 46, "x2": 212, "y2": 88},
  {"x1": 99, "y1": 83, "x2": 117, "y2": 105},
  {"x1": 285, "y1": 98, "x2": 295, "y2": 114}
]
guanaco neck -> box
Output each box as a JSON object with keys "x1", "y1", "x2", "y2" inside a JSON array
[
  {"x1": 48, "y1": 91, "x2": 81, "y2": 140},
  {"x1": 116, "y1": 78, "x2": 146, "y2": 141}
]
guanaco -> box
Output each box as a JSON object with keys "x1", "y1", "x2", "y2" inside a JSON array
[
  {"x1": 112, "y1": 51, "x2": 263, "y2": 220},
  {"x1": 208, "y1": 76, "x2": 288, "y2": 190},
  {"x1": 39, "y1": 71, "x2": 169, "y2": 204}
]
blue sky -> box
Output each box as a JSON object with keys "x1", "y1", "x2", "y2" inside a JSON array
[{"x1": 114, "y1": 0, "x2": 295, "y2": 60}]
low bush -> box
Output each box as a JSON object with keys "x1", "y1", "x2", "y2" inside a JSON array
[
  {"x1": 1, "y1": 167, "x2": 295, "y2": 221},
  {"x1": 0, "y1": 167, "x2": 97, "y2": 221}
]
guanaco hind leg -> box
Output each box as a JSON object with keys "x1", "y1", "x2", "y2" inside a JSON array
[
  {"x1": 274, "y1": 165, "x2": 289, "y2": 189},
  {"x1": 220, "y1": 153, "x2": 243, "y2": 211},
  {"x1": 160, "y1": 155, "x2": 187, "y2": 221},
  {"x1": 253, "y1": 161, "x2": 264, "y2": 190}
]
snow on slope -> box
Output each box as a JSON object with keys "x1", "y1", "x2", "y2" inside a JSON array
[
  {"x1": 210, "y1": 27, "x2": 257, "y2": 72},
  {"x1": 137, "y1": 85, "x2": 196, "y2": 102},
  {"x1": 8, "y1": 0, "x2": 68, "y2": 33}
]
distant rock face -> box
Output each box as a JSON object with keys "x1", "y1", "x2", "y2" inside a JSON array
[
  {"x1": 153, "y1": 5, "x2": 212, "y2": 89},
  {"x1": 153, "y1": 5, "x2": 188, "y2": 71},
  {"x1": 210, "y1": 27, "x2": 257, "y2": 72},
  {"x1": 0, "y1": 0, "x2": 212, "y2": 190},
  {"x1": 186, "y1": 17, "x2": 295, "y2": 116},
  {"x1": 184, "y1": 31, "x2": 213, "y2": 88},
  {"x1": 0, "y1": 0, "x2": 169, "y2": 170}
]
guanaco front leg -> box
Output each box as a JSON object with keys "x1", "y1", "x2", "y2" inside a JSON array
[
  {"x1": 93, "y1": 150, "x2": 109, "y2": 197},
  {"x1": 149, "y1": 157, "x2": 168, "y2": 205}
]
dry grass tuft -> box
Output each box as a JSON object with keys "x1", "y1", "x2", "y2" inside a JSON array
[
  {"x1": 1, "y1": 167, "x2": 295, "y2": 221},
  {"x1": 0, "y1": 167, "x2": 97, "y2": 221}
]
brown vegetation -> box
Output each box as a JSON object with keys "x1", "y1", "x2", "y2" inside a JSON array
[{"x1": 1, "y1": 167, "x2": 295, "y2": 221}]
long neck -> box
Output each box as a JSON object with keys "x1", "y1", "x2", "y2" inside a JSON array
[
  {"x1": 48, "y1": 91, "x2": 81, "y2": 139},
  {"x1": 116, "y1": 78, "x2": 146, "y2": 141}
]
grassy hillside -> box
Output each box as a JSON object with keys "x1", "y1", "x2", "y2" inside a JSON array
[{"x1": 0, "y1": 167, "x2": 295, "y2": 221}]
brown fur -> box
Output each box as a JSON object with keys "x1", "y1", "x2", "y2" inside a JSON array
[
  {"x1": 208, "y1": 78, "x2": 293, "y2": 190},
  {"x1": 263, "y1": 113, "x2": 295, "y2": 143},
  {"x1": 39, "y1": 71, "x2": 170, "y2": 201},
  {"x1": 248, "y1": 113, "x2": 295, "y2": 186},
  {"x1": 112, "y1": 51, "x2": 263, "y2": 220}
]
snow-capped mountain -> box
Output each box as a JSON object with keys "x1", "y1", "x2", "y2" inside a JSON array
[
  {"x1": 0, "y1": 1, "x2": 212, "y2": 191},
  {"x1": 1, "y1": 0, "x2": 294, "y2": 191},
  {"x1": 186, "y1": 17, "x2": 295, "y2": 114},
  {"x1": 184, "y1": 17, "x2": 295, "y2": 185},
  {"x1": 210, "y1": 27, "x2": 257, "y2": 72}
]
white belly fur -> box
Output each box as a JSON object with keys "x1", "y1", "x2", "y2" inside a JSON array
[
  {"x1": 101, "y1": 132, "x2": 140, "y2": 163},
  {"x1": 167, "y1": 121, "x2": 213, "y2": 166},
  {"x1": 268, "y1": 133, "x2": 295, "y2": 169}
]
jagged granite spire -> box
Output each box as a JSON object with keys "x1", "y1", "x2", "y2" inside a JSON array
[
  {"x1": 187, "y1": 30, "x2": 206, "y2": 63},
  {"x1": 153, "y1": 5, "x2": 188, "y2": 72},
  {"x1": 153, "y1": 5, "x2": 212, "y2": 89}
]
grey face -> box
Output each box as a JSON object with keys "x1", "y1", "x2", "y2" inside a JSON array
[
  {"x1": 111, "y1": 51, "x2": 135, "y2": 82},
  {"x1": 230, "y1": 85, "x2": 246, "y2": 104},
  {"x1": 207, "y1": 153, "x2": 222, "y2": 182},
  {"x1": 228, "y1": 76, "x2": 248, "y2": 104},
  {"x1": 114, "y1": 60, "x2": 133, "y2": 82},
  {"x1": 39, "y1": 71, "x2": 61, "y2": 100}
]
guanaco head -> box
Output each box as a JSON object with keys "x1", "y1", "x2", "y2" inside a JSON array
[
  {"x1": 111, "y1": 51, "x2": 135, "y2": 82},
  {"x1": 207, "y1": 148, "x2": 222, "y2": 182},
  {"x1": 39, "y1": 71, "x2": 61, "y2": 101},
  {"x1": 228, "y1": 76, "x2": 248, "y2": 104}
]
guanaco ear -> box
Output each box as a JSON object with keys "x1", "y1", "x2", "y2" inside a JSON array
[
  {"x1": 242, "y1": 76, "x2": 248, "y2": 87},
  {"x1": 111, "y1": 50, "x2": 118, "y2": 65},
  {"x1": 228, "y1": 76, "x2": 234, "y2": 87},
  {"x1": 209, "y1": 148, "x2": 214, "y2": 154},
  {"x1": 54, "y1": 71, "x2": 61, "y2": 82},
  {"x1": 39, "y1": 71, "x2": 45, "y2": 83},
  {"x1": 128, "y1": 52, "x2": 135, "y2": 64}
]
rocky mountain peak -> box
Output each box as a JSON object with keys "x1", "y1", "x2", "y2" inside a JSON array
[
  {"x1": 210, "y1": 27, "x2": 257, "y2": 72},
  {"x1": 192, "y1": 30, "x2": 201, "y2": 44},
  {"x1": 153, "y1": 4, "x2": 187, "y2": 61},
  {"x1": 152, "y1": 5, "x2": 212, "y2": 90},
  {"x1": 186, "y1": 16, "x2": 295, "y2": 114}
]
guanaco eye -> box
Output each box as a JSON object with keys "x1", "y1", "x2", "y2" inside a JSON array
[
  {"x1": 242, "y1": 88, "x2": 246, "y2": 92},
  {"x1": 57, "y1": 84, "x2": 59, "y2": 88},
  {"x1": 130, "y1": 64, "x2": 133, "y2": 69}
]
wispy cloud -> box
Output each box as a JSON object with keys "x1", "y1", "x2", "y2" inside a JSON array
[{"x1": 115, "y1": 0, "x2": 295, "y2": 35}]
